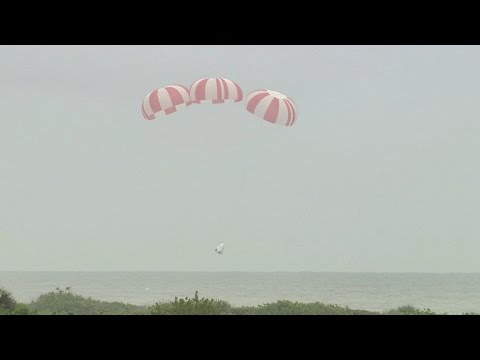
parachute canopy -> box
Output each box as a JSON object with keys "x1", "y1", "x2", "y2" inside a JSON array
[
  {"x1": 140, "y1": 80, "x2": 297, "y2": 126},
  {"x1": 245, "y1": 89, "x2": 297, "y2": 126},
  {"x1": 141, "y1": 85, "x2": 192, "y2": 120},
  {"x1": 214, "y1": 243, "x2": 224, "y2": 255},
  {"x1": 190, "y1": 77, "x2": 243, "y2": 104}
]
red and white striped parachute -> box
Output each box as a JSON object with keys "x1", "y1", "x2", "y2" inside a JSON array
[
  {"x1": 245, "y1": 89, "x2": 297, "y2": 126},
  {"x1": 189, "y1": 77, "x2": 243, "y2": 104},
  {"x1": 141, "y1": 81, "x2": 297, "y2": 126},
  {"x1": 141, "y1": 85, "x2": 192, "y2": 120}
]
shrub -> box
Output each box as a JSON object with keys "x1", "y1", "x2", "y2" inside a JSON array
[
  {"x1": 233, "y1": 300, "x2": 378, "y2": 315},
  {"x1": 28, "y1": 287, "x2": 150, "y2": 315},
  {"x1": 151, "y1": 291, "x2": 232, "y2": 315},
  {"x1": 0, "y1": 286, "x2": 17, "y2": 312},
  {"x1": 383, "y1": 305, "x2": 436, "y2": 315}
]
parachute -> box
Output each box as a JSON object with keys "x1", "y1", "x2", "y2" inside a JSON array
[
  {"x1": 215, "y1": 243, "x2": 224, "y2": 255},
  {"x1": 189, "y1": 77, "x2": 243, "y2": 104},
  {"x1": 245, "y1": 89, "x2": 297, "y2": 126},
  {"x1": 140, "y1": 79, "x2": 297, "y2": 255},
  {"x1": 141, "y1": 85, "x2": 192, "y2": 120},
  {"x1": 141, "y1": 79, "x2": 297, "y2": 125}
]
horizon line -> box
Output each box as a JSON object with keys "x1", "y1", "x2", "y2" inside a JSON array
[{"x1": 1, "y1": 270, "x2": 480, "y2": 274}]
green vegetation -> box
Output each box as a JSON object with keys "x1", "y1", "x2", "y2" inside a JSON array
[
  {"x1": 151, "y1": 291, "x2": 232, "y2": 315},
  {"x1": 232, "y1": 300, "x2": 377, "y2": 315},
  {"x1": 0, "y1": 286, "x2": 478, "y2": 315},
  {"x1": 0, "y1": 286, "x2": 17, "y2": 312},
  {"x1": 383, "y1": 305, "x2": 437, "y2": 315},
  {"x1": 28, "y1": 287, "x2": 150, "y2": 315}
]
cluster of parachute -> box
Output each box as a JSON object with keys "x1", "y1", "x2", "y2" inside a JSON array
[{"x1": 141, "y1": 77, "x2": 298, "y2": 127}]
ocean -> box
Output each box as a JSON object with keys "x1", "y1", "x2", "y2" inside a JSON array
[{"x1": 1, "y1": 271, "x2": 480, "y2": 314}]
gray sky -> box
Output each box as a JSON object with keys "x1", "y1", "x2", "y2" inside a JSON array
[{"x1": 1, "y1": 45, "x2": 480, "y2": 272}]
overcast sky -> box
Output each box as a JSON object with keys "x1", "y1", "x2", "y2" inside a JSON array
[{"x1": 1, "y1": 45, "x2": 479, "y2": 272}]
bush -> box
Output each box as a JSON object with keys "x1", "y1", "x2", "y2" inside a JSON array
[
  {"x1": 151, "y1": 294, "x2": 378, "y2": 315},
  {"x1": 28, "y1": 287, "x2": 150, "y2": 315},
  {"x1": 3, "y1": 285, "x2": 480, "y2": 315},
  {"x1": 12, "y1": 304, "x2": 37, "y2": 315},
  {"x1": 383, "y1": 305, "x2": 436, "y2": 315},
  {"x1": 233, "y1": 300, "x2": 378, "y2": 315},
  {"x1": 151, "y1": 291, "x2": 232, "y2": 315},
  {"x1": 0, "y1": 286, "x2": 17, "y2": 312}
]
